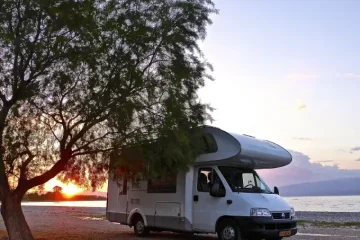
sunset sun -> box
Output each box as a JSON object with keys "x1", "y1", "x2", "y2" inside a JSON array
[{"x1": 61, "y1": 184, "x2": 82, "y2": 197}]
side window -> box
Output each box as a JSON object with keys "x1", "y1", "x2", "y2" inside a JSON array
[
  {"x1": 131, "y1": 173, "x2": 144, "y2": 190},
  {"x1": 131, "y1": 176, "x2": 143, "y2": 190},
  {"x1": 197, "y1": 168, "x2": 212, "y2": 192},
  {"x1": 117, "y1": 177, "x2": 127, "y2": 195},
  {"x1": 243, "y1": 173, "x2": 256, "y2": 189},
  {"x1": 147, "y1": 175, "x2": 177, "y2": 193},
  {"x1": 255, "y1": 175, "x2": 266, "y2": 190},
  {"x1": 132, "y1": 179, "x2": 141, "y2": 189},
  {"x1": 197, "y1": 168, "x2": 225, "y2": 192}
]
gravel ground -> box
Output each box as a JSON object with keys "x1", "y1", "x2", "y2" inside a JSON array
[
  {"x1": 296, "y1": 211, "x2": 360, "y2": 222},
  {"x1": 0, "y1": 206, "x2": 358, "y2": 240}
]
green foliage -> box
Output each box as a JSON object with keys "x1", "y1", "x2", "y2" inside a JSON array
[
  {"x1": 0, "y1": 0, "x2": 217, "y2": 196},
  {"x1": 110, "y1": 126, "x2": 208, "y2": 180}
]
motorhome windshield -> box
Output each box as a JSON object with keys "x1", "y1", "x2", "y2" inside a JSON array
[{"x1": 218, "y1": 166, "x2": 273, "y2": 194}]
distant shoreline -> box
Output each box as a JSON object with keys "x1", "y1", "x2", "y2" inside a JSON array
[
  {"x1": 23, "y1": 192, "x2": 107, "y2": 202},
  {"x1": 22, "y1": 199, "x2": 106, "y2": 202},
  {"x1": 283, "y1": 194, "x2": 360, "y2": 197}
]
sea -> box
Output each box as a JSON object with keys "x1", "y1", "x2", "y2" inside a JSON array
[{"x1": 21, "y1": 195, "x2": 360, "y2": 212}]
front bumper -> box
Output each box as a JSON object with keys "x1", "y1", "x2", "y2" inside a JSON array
[{"x1": 234, "y1": 216, "x2": 297, "y2": 238}]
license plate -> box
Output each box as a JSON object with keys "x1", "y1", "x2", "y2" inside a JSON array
[{"x1": 279, "y1": 230, "x2": 292, "y2": 237}]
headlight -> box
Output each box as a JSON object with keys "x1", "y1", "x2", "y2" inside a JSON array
[
  {"x1": 250, "y1": 208, "x2": 272, "y2": 217},
  {"x1": 290, "y1": 207, "x2": 296, "y2": 216}
]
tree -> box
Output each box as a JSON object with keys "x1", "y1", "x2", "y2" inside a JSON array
[
  {"x1": 52, "y1": 186, "x2": 62, "y2": 194},
  {"x1": 0, "y1": 0, "x2": 217, "y2": 239},
  {"x1": 52, "y1": 185, "x2": 62, "y2": 200}
]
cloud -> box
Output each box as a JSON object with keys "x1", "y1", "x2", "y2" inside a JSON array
[
  {"x1": 336, "y1": 148, "x2": 346, "y2": 152},
  {"x1": 351, "y1": 146, "x2": 360, "y2": 151},
  {"x1": 258, "y1": 150, "x2": 360, "y2": 187},
  {"x1": 339, "y1": 73, "x2": 360, "y2": 79},
  {"x1": 293, "y1": 137, "x2": 313, "y2": 141},
  {"x1": 287, "y1": 73, "x2": 319, "y2": 80},
  {"x1": 316, "y1": 160, "x2": 334, "y2": 163},
  {"x1": 295, "y1": 99, "x2": 307, "y2": 111}
]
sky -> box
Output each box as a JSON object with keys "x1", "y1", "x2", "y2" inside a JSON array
[
  {"x1": 198, "y1": 0, "x2": 360, "y2": 174},
  {"x1": 46, "y1": 0, "x2": 360, "y2": 193}
]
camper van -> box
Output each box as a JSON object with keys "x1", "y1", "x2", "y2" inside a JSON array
[{"x1": 106, "y1": 126, "x2": 297, "y2": 240}]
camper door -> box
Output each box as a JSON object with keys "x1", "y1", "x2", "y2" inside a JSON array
[{"x1": 192, "y1": 167, "x2": 229, "y2": 232}]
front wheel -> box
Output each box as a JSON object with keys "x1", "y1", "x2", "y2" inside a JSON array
[
  {"x1": 217, "y1": 219, "x2": 242, "y2": 240},
  {"x1": 133, "y1": 216, "x2": 149, "y2": 237}
]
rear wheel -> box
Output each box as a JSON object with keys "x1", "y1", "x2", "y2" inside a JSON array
[
  {"x1": 133, "y1": 215, "x2": 149, "y2": 237},
  {"x1": 217, "y1": 219, "x2": 242, "y2": 240}
]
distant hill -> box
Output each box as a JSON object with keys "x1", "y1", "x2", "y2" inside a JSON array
[
  {"x1": 279, "y1": 177, "x2": 360, "y2": 197},
  {"x1": 80, "y1": 191, "x2": 107, "y2": 198}
]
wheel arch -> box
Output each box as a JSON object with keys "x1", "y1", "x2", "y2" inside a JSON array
[
  {"x1": 215, "y1": 215, "x2": 237, "y2": 233},
  {"x1": 127, "y1": 209, "x2": 148, "y2": 227}
]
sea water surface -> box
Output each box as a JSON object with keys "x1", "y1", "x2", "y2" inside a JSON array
[
  {"x1": 285, "y1": 195, "x2": 360, "y2": 212},
  {"x1": 21, "y1": 195, "x2": 360, "y2": 212}
]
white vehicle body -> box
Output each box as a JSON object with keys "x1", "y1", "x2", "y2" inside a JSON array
[{"x1": 106, "y1": 126, "x2": 297, "y2": 239}]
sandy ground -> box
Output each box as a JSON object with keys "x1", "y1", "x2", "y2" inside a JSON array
[{"x1": 0, "y1": 206, "x2": 359, "y2": 240}]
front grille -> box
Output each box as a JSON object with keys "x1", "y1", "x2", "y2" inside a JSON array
[{"x1": 272, "y1": 212, "x2": 290, "y2": 220}]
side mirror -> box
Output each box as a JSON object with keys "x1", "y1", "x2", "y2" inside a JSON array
[
  {"x1": 210, "y1": 182, "x2": 225, "y2": 198},
  {"x1": 274, "y1": 186, "x2": 279, "y2": 195}
]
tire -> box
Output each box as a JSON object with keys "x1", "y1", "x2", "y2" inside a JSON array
[
  {"x1": 133, "y1": 216, "x2": 149, "y2": 237},
  {"x1": 265, "y1": 238, "x2": 283, "y2": 240},
  {"x1": 217, "y1": 219, "x2": 242, "y2": 240}
]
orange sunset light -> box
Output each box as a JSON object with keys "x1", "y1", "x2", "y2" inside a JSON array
[
  {"x1": 62, "y1": 184, "x2": 82, "y2": 197},
  {"x1": 45, "y1": 178, "x2": 83, "y2": 197}
]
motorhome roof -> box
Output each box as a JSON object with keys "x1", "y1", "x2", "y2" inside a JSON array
[{"x1": 195, "y1": 126, "x2": 292, "y2": 169}]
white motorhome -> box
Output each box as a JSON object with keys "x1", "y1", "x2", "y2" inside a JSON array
[{"x1": 106, "y1": 126, "x2": 297, "y2": 240}]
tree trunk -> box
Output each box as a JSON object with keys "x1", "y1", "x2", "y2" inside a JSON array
[{"x1": 1, "y1": 194, "x2": 34, "y2": 240}]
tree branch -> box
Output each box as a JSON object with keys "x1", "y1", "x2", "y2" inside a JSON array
[
  {"x1": 0, "y1": 91, "x2": 7, "y2": 103},
  {"x1": 72, "y1": 148, "x2": 114, "y2": 157},
  {"x1": 24, "y1": 156, "x2": 69, "y2": 190},
  {"x1": 72, "y1": 132, "x2": 114, "y2": 154},
  {"x1": 58, "y1": 77, "x2": 83, "y2": 149},
  {"x1": 22, "y1": 10, "x2": 43, "y2": 77},
  {"x1": 39, "y1": 117, "x2": 61, "y2": 142},
  {"x1": 0, "y1": 104, "x2": 12, "y2": 198},
  {"x1": 67, "y1": 113, "x2": 111, "y2": 149},
  {"x1": 12, "y1": 0, "x2": 24, "y2": 91},
  {"x1": 18, "y1": 154, "x2": 35, "y2": 183}
]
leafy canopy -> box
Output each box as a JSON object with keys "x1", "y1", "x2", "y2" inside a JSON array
[{"x1": 0, "y1": 0, "x2": 217, "y2": 195}]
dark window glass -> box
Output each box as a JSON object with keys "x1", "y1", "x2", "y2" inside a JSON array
[
  {"x1": 123, "y1": 178, "x2": 127, "y2": 195},
  {"x1": 202, "y1": 133, "x2": 218, "y2": 153},
  {"x1": 147, "y1": 175, "x2": 177, "y2": 193}
]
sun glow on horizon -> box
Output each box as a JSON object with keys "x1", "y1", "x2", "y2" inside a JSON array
[
  {"x1": 62, "y1": 184, "x2": 82, "y2": 197},
  {"x1": 45, "y1": 178, "x2": 83, "y2": 197}
]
